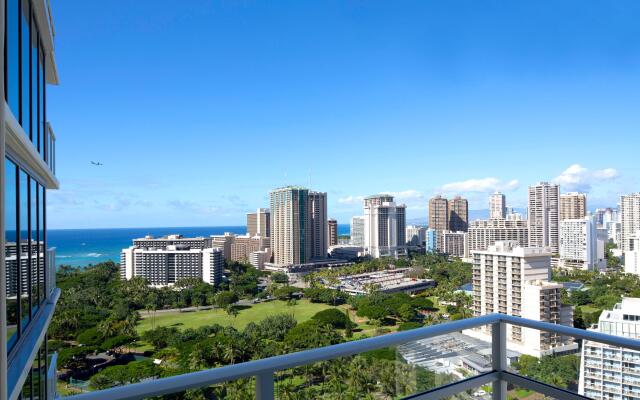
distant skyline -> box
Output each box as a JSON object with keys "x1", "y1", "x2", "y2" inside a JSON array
[{"x1": 48, "y1": 1, "x2": 640, "y2": 229}]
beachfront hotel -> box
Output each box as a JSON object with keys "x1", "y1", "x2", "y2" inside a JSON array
[{"x1": 1, "y1": 0, "x2": 60, "y2": 399}]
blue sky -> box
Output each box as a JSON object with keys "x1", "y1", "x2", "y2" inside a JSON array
[{"x1": 48, "y1": 0, "x2": 640, "y2": 229}]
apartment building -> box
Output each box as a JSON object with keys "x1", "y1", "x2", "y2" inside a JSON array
[
  {"x1": 120, "y1": 239, "x2": 224, "y2": 287},
  {"x1": 560, "y1": 192, "x2": 587, "y2": 221},
  {"x1": 442, "y1": 231, "x2": 468, "y2": 258},
  {"x1": 579, "y1": 298, "x2": 640, "y2": 400},
  {"x1": 426, "y1": 229, "x2": 438, "y2": 252},
  {"x1": 559, "y1": 215, "x2": 604, "y2": 271},
  {"x1": 449, "y1": 196, "x2": 469, "y2": 232},
  {"x1": 428, "y1": 195, "x2": 449, "y2": 233},
  {"x1": 363, "y1": 194, "x2": 407, "y2": 258},
  {"x1": 269, "y1": 187, "x2": 327, "y2": 266},
  {"x1": 246, "y1": 208, "x2": 270, "y2": 237},
  {"x1": 490, "y1": 192, "x2": 507, "y2": 220},
  {"x1": 406, "y1": 225, "x2": 426, "y2": 247},
  {"x1": 528, "y1": 182, "x2": 560, "y2": 254},
  {"x1": 350, "y1": 216, "x2": 365, "y2": 247},
  {"x1": 471, "y1": 242, "x2": 575, "y2": 357},
  {"x1": 621, "y1": 194, "x2": 640, "y2": 252},
  {"x1": 625, "y1": 231, "x2": 640, "y2": 275},
  {"x1": 1, "y1": 0, "x2": 60, "y2": 398},
  {"x1": 467, "y1": 219, "x2": 529, "y2": 253},
  {"x1": 327, "y1": 218, "x2": 338, "y2": 247},
  {"x1": 210, "y1": 232, "x2": 270, "y2": 263}
]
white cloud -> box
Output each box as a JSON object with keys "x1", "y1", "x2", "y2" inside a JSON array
[
  {"x1": 440, "y1": 178, "x2": 519, "y2": 193},
  {"x1": 553, "y1": 164, "x2": 619, "y2": 192},
  {"x1": 338, "y1": 195, "x2": 365, "y2": 205}
]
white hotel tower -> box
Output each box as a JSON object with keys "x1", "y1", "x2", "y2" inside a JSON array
[
  {"x1": 363, "y1": 194, "x2": 407, "y2": 258},
  {"x1": 580, "y1": 298, "x2": 640, "y2": 400}
]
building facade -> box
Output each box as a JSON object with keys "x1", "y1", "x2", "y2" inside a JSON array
[
  {"x1": 448, "y1": 196, "x2": 469, "y2": 232},
  {"x1": 406, "y1": 225, "x2": 426, "y2": 247},
  {"x1": 579, "y1": 298, "x2": 640, "y2": 400},
  {"x1": 2, "y1": 0, "x2": 60, "y2": 398},
  {"x1": 246, "y1": 208, "x2": 270, "y2": 237},
  {"x1": 327, "y1": 218, "x2": 338, "y2": 247},
  {"x1": 467, "y1": 219, "x2": 529, "y2": 254},
  {"x1": 560, "y1": 192, "x2": 587, "y2": 221},
  {"x1": 350, "y1": 216, "x2": 364, "y2": 247},
  {"x1": 442, "y1": 231, "x2": 468, "y2": 258},
  {"x1": 490, "y1": 192, "x2": 507, "y2": 220},
  {"x1": 428, "y1": 195, "x2": 449, "y2": 232},
  {"x1": 621, "y1": 194, "x2": 640, "y2": 252},
  {"x1": 269, "y1": 187, "x2": 327, "y2": 266},
  {"x1": 471, "y1": 242, "x2": 575, "y2": 357},
  {"x1": 363, "y1": 194, "x2": 407, "y2": 258},
  {"x1": 625, "y1": 231, "x2": 640, "y2": 276},
  {"x1": 559, "y1": 216, "x2": 604, "y2": 271},
  {"x1": 426, "y1": 229, "x2": 438, "y2": 252},
  {"x1": 528, "y1": 182, "x2": 560, "y2": 254},
  {"x1": 120, "y1": 237, "x2": 224, "y2": 287}
]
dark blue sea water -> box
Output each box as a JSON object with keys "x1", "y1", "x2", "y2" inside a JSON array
[{"x1": 49, "y1": 224, "x2": 350, "y2": 267}]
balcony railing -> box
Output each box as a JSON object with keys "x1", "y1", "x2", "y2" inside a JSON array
[{"x1": 60, "y1": 313, "x2": 640, "y2": 400}]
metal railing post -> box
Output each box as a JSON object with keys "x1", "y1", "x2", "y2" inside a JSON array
[
  {"x1": 492, "y1": 321, "x2": 507, "y2": 400},
  {"x1": 256, "y1": 371, "x2": 275, "y2": 400}
]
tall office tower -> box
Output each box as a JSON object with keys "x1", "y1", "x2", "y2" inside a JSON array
[
  {"x1": 363, "y1": 194, "x2": 407, "y2": 258},
  {"x1": 448, "y1": 196, "x2": 469, "y2": 232},
  {"x1": 579, "y1": 298, "x2": 640, "y2": 400},
  {"x1": 327, "y1": 218, "x2": 338, "y2": 247},
  {"x1": 406, "y1": 225, "x2": 427, "y2": 247},
  {"x1": 308, "y1": 191, "x2": 328, "y2": 259},
  {"x1": 247, "y1": 208, "x2": 271, "y2": 237},
  {"x1": 559, "y1": 216, "x2": 604, "y2": 271},
  {"x1": 490, "y1": 192, "x2": 507, "y2": 219},
  {"x1": 624, "y1": 231, "x2": 640, "y2": 275},
  {"x1": 429, "y1": 195, "x2": 449, "y2": 250},
  {"x1": 620, "y1": 193, "x2": 640, "y2": 252},
  {"x1": 269, "y1": 187, "x2": 327, "y2": 266},
  {"x1": 1, "y1": 1, "x2": 60, "y2": 398},
  {"x1": 528, "y1": 182, "x2": 561, "y2": 254},
  {"x1": 441, "y1": 231, "x2": 468, "y2": 258},
  {"x1": 467, "y1": 219, "x2": 529, "y2": 253},
  {"x1": 350, "y1": 216, "x2": 365, "y2": 247},
  {"x1": 560, "y1": 192, "x2": 587, "y2": 221},
  {"x1": 471, "y1": 242, "x2": 575, "y2": 357}
]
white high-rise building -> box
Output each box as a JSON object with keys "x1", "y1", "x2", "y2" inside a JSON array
[
  {"x1": 620, "y1": 194, "x2": 640, "y2": 252},
  {"x1": 528, "y1": 182, "x2": 560, "y2": 254},
  {"x1": 350, "y1": 216, "x2": 365, "y2": 247},
  {"x1": 406, "y1": 225, "x2": 427, "y2": 247},
  {"x1": 560, "y1": 215, "x2": 604, "y2": 271},
  {"x1": 624, "y1": 231, "x2": 640, "y2": 275},
  {"x1": 470, "y1": 241, "x2": 575, "y2": 357},
  {"x1": 579, "y1": 298, "x2": 640, "y2": 399},
  {"x1": 468, "y1": 219, "x2": 529, "y2": 253},
  {"x1": 490, "y1": 192, "x2": 507, "y2": 220},
  {"x1": 363, "y1": 194, "x2": 407, "y2": 258},
  {"x1": 269, "y1": 187, "x2": 328, "y2": 266}
]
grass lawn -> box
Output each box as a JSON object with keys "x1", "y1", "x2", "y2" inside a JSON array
[
  {"x1": 580, "y1": 305, "x2": 601, "y2": 313},
  {"x1": 137, "y1": 299, "x2": 337, "y2": 333}
]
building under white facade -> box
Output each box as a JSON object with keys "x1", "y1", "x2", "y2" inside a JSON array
[
  {"x1": 621, "y1": 194, "x2": 640, "y2": 252},
  {"x1": 350, "y1": 216, "x2": 365, "y2": 247},
  {"x1": 528, "y1": 182, "x2": 560, "y2": 254},
  {"x1": 470, "y1": 241, "x2": 576, "y2": 357},
  {"x1": 490, "y1": 192, "x2": 507, "y2": 220},
  {"x1": 467, "y1": 219, "x2": 529, "y2": 253},
  {"x1": 559, "y1": 215, "x2": 605, "y2": 271},
  {"x1": 406, "y1": 225, "x2": 427, "y2": 247},
  {"x1": 579, "y1": 298, "x2": 640, "y2": 399},
  {"x1": 363, "y1": 194, "x2": 407, "y2": 258}
]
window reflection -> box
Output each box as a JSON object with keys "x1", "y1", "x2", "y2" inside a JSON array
[
  {"x1": 6, "y1": 0, "x2": 20, "y2": 116},
  {"x1": 32, "y1": 16, "x2": 39, "y2": 152},
  {"x1": 19, "y1": 170, "x2": 30, "y2": 331},
  {"x1": 21, "y1": 0, "x2": 32, "y2": 137},
  {"x1": 39, "y1": 185, "x2": 46, "y2": 305},
  {"x1": 5, "y1": 159, "x2": 19, "y2": 352},
  {"x1": 30, "y1": 178, "x2": 39, "y2": 316}
]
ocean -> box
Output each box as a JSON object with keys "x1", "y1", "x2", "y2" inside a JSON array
[{"x1": 49, "y1": 224, "x2": 351, "y2": 267}]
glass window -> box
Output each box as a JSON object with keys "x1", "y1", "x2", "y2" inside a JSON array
[
  {"x1": 5, "y1": 158, "x2": 19, "y2": 353},
  {"x1": 21, "y1": 0, "x2": 31, "y2": 137},
  {"x1": 39, "y1": 184, "x2": 45, "y2": 304},
  {"x1": 19, "y1": 170, "x2": 31, "y2": 330},
  {"x1": 39, "y1": 45, "x2": 45, "y2": 156},
  {"x1": 6, "y1": 0, "x2": 20, "y2": 116},
  {"x1": 30, "y1": 178, "x2": 38, "y2": 316},
  {"x1": 32, "y1": 17, "x2": 39, "y2": 151}
]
